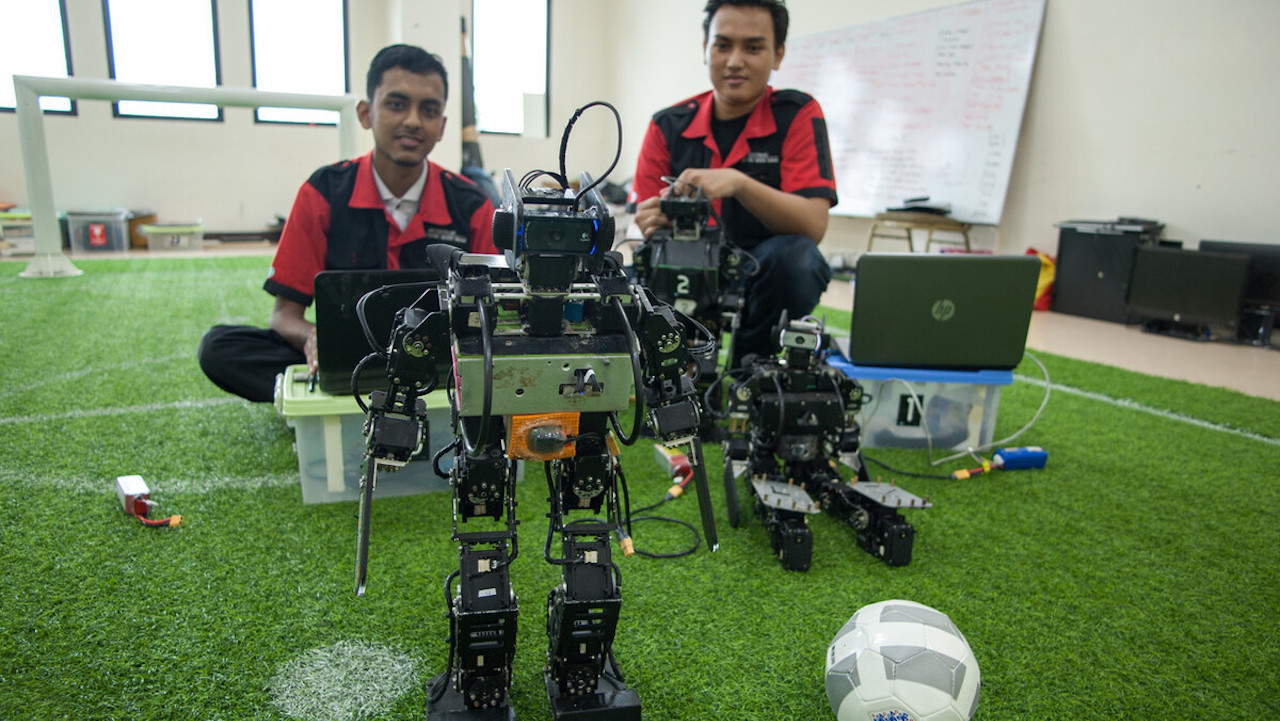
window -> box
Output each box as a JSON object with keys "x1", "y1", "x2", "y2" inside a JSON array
[
  {"x1": 472, "y1": 0, "x2": 548, "y2": 135},
  {"x1": 103, "y1": 0, "x2": 221, "y2": 120},
  {"x1": 250, "y1": 0, "x2": 348, "y2": 124},
  {"x1": 0, "y1": 0, "x2": 74, "y2": 112}
]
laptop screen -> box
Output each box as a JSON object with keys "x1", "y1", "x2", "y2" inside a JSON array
[
  {"x1": 847, "y1": 253, "x2": 1040, "y2": 371},
  {"x1": 313, "y1": 269, "x2": 440, "y2": 395}
]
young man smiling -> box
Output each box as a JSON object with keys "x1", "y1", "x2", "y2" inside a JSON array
[
  {"x1": 632, "y1": 0, "x2": 837, "y2": 366},
  {"x1": 199, "y1": 44, "x2": 498, "y2": 403}
]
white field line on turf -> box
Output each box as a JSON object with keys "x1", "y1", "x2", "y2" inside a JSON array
[
  {"x1": 0, "y1": 396, "x2": 243, "y2": 426},
  {"x1": 0, "y1": 353, "x2": 192, "y2": 403},
  {"x1": 1015, "y1": 374, "x2": 1280, "y2": 448},
  {"x1": 0, "y1": 467, "x2": 299, "y2": 494}
]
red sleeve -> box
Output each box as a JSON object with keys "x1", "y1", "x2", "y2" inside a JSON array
[
  {"x1": 266, "y1": 182, "x2": 330, "y2": 304},
  {"x1": 469, "y1": 198, "x2": 498, "y2": 254},
  {"x1": 780, "y1": 99, "x2": 838, "y2": 205},
  {"x1": 631, "y1": 119, "x2": 672, "y2": 204}
]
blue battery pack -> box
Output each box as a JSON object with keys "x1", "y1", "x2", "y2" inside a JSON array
[{"x1": 993, "y1": 446, "x2": 1047, "y2": 470}]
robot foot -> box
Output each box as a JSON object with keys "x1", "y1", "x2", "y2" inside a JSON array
[
  {"x1": 543, "y1": 656, "x2": 641, "y2": 721},
  {"x1": 427, "y1": 671, "x2": 516, "y2": 721}
]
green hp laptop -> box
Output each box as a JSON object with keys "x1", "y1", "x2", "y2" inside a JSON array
[{"x1": 847, "y1": 253, "x2": 1041, "y2": 370}]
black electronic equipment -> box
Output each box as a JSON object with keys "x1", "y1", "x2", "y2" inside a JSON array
[
  {"x1": 1052, "y1": 217, "x2": 1164, "y2": 323},
  {"x1": 1197, "y1": 240, "x2": 1280, "y2": 304},
  {"x1": 1198, "y1": 240, "x2": 1280, "y2": 346},
  {"x1": 1126, "y1": 246, "x2": 1251, "y2": 341}
]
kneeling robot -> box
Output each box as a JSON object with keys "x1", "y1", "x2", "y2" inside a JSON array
[
  {"x1": 720, "y1": 315, "x2": 931, "y2": 571},
  {"x1": 350, "y1": 104, "x2": 718, "y2": 721}
]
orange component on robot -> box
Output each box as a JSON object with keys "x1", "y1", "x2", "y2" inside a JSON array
[{"x1": 507, "y1": 412, "x2": 580, "y2": 460}]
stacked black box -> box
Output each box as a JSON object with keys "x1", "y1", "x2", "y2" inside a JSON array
[{"x1": 1052, "y1": 217, "x2": 1164, "y2": 323}]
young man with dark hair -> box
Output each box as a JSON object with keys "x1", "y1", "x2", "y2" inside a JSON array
[
  {"x1": 632, "y1": 0, "x2": 837, "y2": 366},
  {"x1": 198, "y1": 44, "x2": 498, "y2": 403}
]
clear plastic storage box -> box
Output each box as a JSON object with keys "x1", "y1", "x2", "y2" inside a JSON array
[
  {"x1": 141, "y1": 223, "x2": 204, "y2": 251},
  {"x1": 275, "y1": 365, "x2": 453, "y2": 504},
  {"x1": 832, "y1": 361, "x2": 1012, "y2": 451},
  {"x1": 67, "y1": 209, "x2": 130, "y2": 252}
]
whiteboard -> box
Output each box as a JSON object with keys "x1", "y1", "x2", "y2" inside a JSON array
[{"x1": 771, "y1": 0, "x2": 1046, "y2": 224}]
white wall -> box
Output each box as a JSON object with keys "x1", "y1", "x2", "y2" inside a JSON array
[{"x1": 2, "y1": 0, "x2": 1277, "y2": 259}]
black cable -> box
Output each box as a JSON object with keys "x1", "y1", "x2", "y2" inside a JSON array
[
  {"x1": 432, "y1": 437, "x2": 458, "y2": 480},
  {"x1": 457, "y1": 301, "x2": 494, "y2": 458},
  {"x1": 862, "y1": 453, "x2": 953, "y2": 480},
  {"x1": 557, "y1": 101, "x2": 623, "y2": 211},
  {"x1": 630, "y1": 514, "x2": 702, "y2": 559},
  {"x1": 608, "y1": 297, "x2": 645, "y2": 447},
  {"x1": 351, "y1": 352, "x2": 380, "y2": 413}
]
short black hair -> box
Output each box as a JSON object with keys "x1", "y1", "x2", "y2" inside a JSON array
[
  {"x1": 702, "y1": 0, "x2": 789, "y2": 49},
  {"x1": 365, "y1": 44, "x2": 449, "y2": 101}
]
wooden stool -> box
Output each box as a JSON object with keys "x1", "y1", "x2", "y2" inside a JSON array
[{"x1": 866, "y1": 211, "x2": 972, "y2": 253}]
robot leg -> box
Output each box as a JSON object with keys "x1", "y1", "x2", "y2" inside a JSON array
[{"x1": 544, "y1": 522, "x2": 639, "y2": 721}]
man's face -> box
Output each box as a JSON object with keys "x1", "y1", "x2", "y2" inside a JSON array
[
  {"x1": 358, "y1": 67, "x2": 448, "y2": 169},
  {"x1": 704, "y1": 4, "x2": 784, "y2": 119}
]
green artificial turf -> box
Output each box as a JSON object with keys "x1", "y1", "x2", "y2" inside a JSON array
[{"x1": 1, "y1": 256, "x2": 1278, "y2": 720}]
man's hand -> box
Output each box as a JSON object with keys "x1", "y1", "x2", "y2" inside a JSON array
[
  {"x1": 303, "y1": 326, "x2": 319, "y2": 374},
  {"x1": 667, "y1": 168, "x2": 746, "y2": 201},
  {"x1": 270, "y1": 296, "x2": 319, "y2": 373},
  {"x1": 635, "y1": 196, "x2": 671, "y2": 239}
]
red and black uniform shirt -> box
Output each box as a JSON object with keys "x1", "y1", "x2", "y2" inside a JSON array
[
  {"x1": 632, "y1": 86, "x2": 838, "y2": 249},
  {"x1": 265, "y1": 152, "x2": 498, "y2": 305}
]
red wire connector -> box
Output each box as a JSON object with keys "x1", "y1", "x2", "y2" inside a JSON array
[{"x1": 115, "y1": 475, "x2": 182, "y2": 528}]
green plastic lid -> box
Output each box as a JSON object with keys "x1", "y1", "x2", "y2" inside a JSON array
[
  {"x1": 275, "y1": 364, "x2": 450, "y2": 418},
  {"x1": 140, "y1": 224, "x2": 203, "y2": 234}
]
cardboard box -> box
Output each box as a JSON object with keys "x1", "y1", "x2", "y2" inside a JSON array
[
  {"x1": 141, "y1": 223, "x2": 203, "y2": 251},
  {"x1": 274, "y1": 365, "x2": 453, "y2": 504},
  {"x1": 128, "y1": 211, "x2": 157, "y2": 248},
  {"x1": 67, "y1": 209, "x2": 129, "y2": 252},
  {"x1": 832, "y1": 361, "x2": 1012, "y2": 451}
]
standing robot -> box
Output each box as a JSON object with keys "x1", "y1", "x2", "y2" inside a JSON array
[
  {"x1": 352, "y1": 104, "x2": 718, "y2": 721},
  {"x1": 629, "y1": 187, "x2": 753, "y2": 438},
  {"x1": 721, "y1": 315, "x2": 930, "y2": 571}
]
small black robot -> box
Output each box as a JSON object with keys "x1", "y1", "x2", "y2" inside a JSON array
[{"x1": 720, "y1": 315, "x2": 931, "y2": 571}]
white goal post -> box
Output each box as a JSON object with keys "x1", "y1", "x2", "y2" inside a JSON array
[{"x1": 13, "y1": 74, "x2": 359, "y2": 278}]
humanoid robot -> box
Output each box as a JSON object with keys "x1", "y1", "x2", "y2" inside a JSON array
[
  {"x1": 720, "y1": 315, "x2": 931, "y2": 571},
  {"x1": 351, "y1": 104, "x2": 719, "y2": 721},
  {"x1": 629, "y1": 187, "x2": 753, "y2": 436}
]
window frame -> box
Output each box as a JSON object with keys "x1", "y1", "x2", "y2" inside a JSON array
[
  {"x1": 101, "y1": 0, "x2": 225, "y2": 122},
  {"x1": 0, "y1": 0, "x2": 77, "y2": 115},
  {"x1": 471, "y1": 0, "x2": 550, "y2": 137},
  {"x1": 247, "y1": 0, "x2": 350, "y2": 126}
]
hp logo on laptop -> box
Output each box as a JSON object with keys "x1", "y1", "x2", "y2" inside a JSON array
[{"x1": 931, "y1": 299, "x2": 956, "y2": 321}]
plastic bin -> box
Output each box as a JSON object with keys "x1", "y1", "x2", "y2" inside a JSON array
[
  {"x1": 141, "y1": 223, "x2": 204, "y2": 251},
  {"x1": 67, "y1": 209, "x2": 129, "y2": 252},
  {"x1": 0, "y1": 213, "x2": 35, "y2": 256},
  {"x1": 831, "y1": 359, "x2": 1012, "y2": 451},
  {"x1": 274, "y1": 365, "x2": 453, "y2": 504}
]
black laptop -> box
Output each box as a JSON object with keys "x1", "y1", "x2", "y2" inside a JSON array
[
  {"x1": 846, "y1": 253, "x2": 1040, "y2": 370},
  {"x1": 313, "y1": 269, "x2": 440, "y2": 394}
]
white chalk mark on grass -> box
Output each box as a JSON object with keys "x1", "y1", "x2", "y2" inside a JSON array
[
  {"x1": 0, "y1": 468, "x2": 299, "y2": 494},
  {"x1": 0, "y1": 354, "x2": 192, "y2": 403},
  {"x1": 270, "y1": 641, "x2": 421, "y2": 721},
  {"x1": 1015, "y1": 375, "x2": 1280, "y2": 447},
  {"x1": 0, "y1": 397, "x2": 243, "y2": 426}
]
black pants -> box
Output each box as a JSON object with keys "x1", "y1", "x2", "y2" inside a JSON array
[
  {"x1": 197, "y1": 325, "x2": 305, "y2": 403},
  {"x1": 732, "y1": 234, "x2": 832, "y2": 367}
]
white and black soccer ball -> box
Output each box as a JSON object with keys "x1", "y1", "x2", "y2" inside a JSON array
[{"x1": 825, "y1": 599, "x2": 980, "y2": 721}]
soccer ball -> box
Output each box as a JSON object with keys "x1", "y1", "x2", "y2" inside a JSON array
[{"x1": 825, "y1": 599, "x2": 980, "y2": 721}]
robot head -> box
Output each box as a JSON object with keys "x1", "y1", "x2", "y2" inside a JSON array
[{"x1": 491, "y1": 169, "x2": 616, "y2": 293}]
